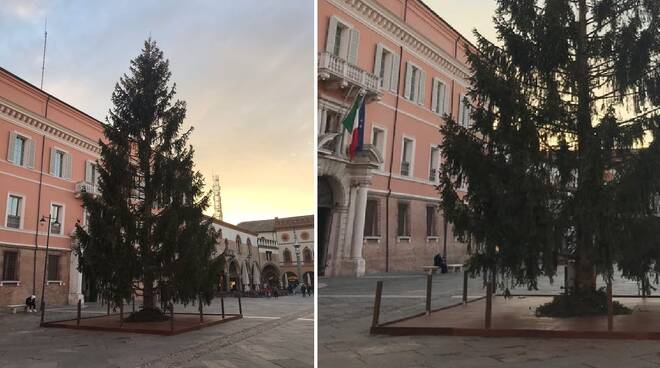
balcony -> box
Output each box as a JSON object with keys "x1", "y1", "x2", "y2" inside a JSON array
[
  {"x1": 6, "y1": 215, "x2": 20, "y2": 229},
  {"x1": 318, "y1": 132, "x2": 346, "y2": 158},
  {"x1": 401, "y1": 161, "x2": 410, "y2": 177},
  {"x1": 429, "y1": 168, "x2": 437, "y2": 182},
  {"x1": 74, "y1": 181, "x2": 99, "y2": 198},
  {"x1": 318, "y1": 52, "x2": 381, "y2": 100}
]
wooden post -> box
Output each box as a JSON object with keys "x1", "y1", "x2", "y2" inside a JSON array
[
  {"x1": 425, "y1": 274, "x2": 432, "y2": 315},
  {"x1": 607, "y1": 280, "x2": 613, "y2": 332},
  {"x1": 238, "y1": 293, "x2": 243, "y2": 316},
  {"x1": 76, "y1": 299, "x2": 81, "y2": 326},
  {"x1": 220, "y1": 294, "x2": 225, "y2": 319},
  {"x1": 371, "y1": 281, "x2": 383, "y2": 328},
  {"x1": 170, "y1": 303, "x2": 174, "y2": 332},
  {"x1": 463, "y1": 269, "x2": 468, "y2": 304},
  {"x1": 199, "y1": 296, "x2": 204, "y2": 323},
  {"x1": 485, "y1": 273, "x2": 493, "y2": 330}
]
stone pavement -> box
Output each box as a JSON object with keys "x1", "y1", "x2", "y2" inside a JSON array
[
  {"x1": 319, "y1": 270, "x2": 660, "y2": 368},
  {"x1": 0, "y1": 295, "x2": 313, "y2": 368}
]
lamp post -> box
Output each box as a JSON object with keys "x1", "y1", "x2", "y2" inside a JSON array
[
  {"x1": 293, "y1": 229, "x2": 302, "y2": 286},
  {"x1": 39, "y1": 214, "x2": 59, "y2": 325}
]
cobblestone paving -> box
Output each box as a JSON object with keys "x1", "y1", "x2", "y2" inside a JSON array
[
  {"x1": 0, "y1": 295, "x2": 313, "y2": 368},
  {"x1": 319, "y1": 270, "x2": 660, "y2": 368}
]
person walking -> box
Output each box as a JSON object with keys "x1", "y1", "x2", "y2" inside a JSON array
[{"x1": 301, "y1": 284, "x2": 306, "y2": 297}]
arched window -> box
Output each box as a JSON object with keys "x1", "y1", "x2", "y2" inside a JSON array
[
  {"x1": 247, "y1": 238, "x2": 252, "y2": 256},
  {"x1": 303, "y1": 248, "x2": 312, "y2": 263},
  {"x1": 283, "y1": 249, "x2": 292, "y2": 264},
  {"x1": 236, "y1": 235, "x2": 242, "y2": 254}
]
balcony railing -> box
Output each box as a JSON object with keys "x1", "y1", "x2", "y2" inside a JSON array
[
  {"x1": 318, "y1": 52, "x2": 381, "y2": 98},
  {"x1": 75, "y1": 181, "x2": 99, "y2": 198},
  {"x1": 50, "y1": 222, "x2": 61, "y2": 234},
  {"x1": 401, "y1": 161, "x2": 410, "y2": 176},
  {"x1": 6, "y1": 215, "x2": 20, "y2": 229},
  {"x1": 429, "y1": 168, "x2": 437, "y2": 182}
]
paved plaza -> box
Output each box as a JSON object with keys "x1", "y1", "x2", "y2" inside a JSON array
[
  {"x1": 319, "y1": 269, "x2": 660, "y2": 368},
  {"x1": 0, "y1": 295, "x2": 313, "y2": 368}
]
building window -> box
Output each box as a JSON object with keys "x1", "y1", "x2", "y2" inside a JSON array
[
  {"x1": 371, "y1": 127, "x2": 385, "y2": 170},
  {"x1": 50, "y1": 204, "x2": 63, "y2": 234},
  {"x1": 236, "y1": 235, "x2": 242, "y2": 254},
  {"x1": 283, "y1": 249, "x2": 292, "y2": 264},
  {"x1": 426, "y1": 206, "x2": 438, "y2": 237},
  {"x1": 401, "y1": 138, "x2": 414, "y2": 177},
  {"x1": 397, "y1": 202, "x2": 410, "y2": 237},
  {"x1": 303, "y1": 248, "x2": 312, "y2": 263},
  {"x1": 266, "y1": 251, "x2": 272, "y2": 262},
  {"x1": 404, "y1": 63, "x2": 425, "y2": 105},
  {"x1": 85, "y1": 161, "x2": 99, "y2": 186},
  {"x1": 325, "y1": 16, "x2": 359, "y2": 64},
  {"x1": 374, "y1": 44, "x2": 400, "y2": 92},
  {"x1": 432, "y1": 78, "x2": 447, "y2": 115},
  {"x1": 2, "y1": 251, "x2": 18, "y2": 281},
  {"x1": 6, "y1": 195, "x2": 22, "y2": 229},
  {"x1": 364, "y1": 198, "x2": 379, "y2": 237},
  {"x1": 47, "y1": 254, "x2": 60, "y2": 281},
  {"x1": 50, "y1": 148, "x2": 71, "y2": 179},
  {"x1": 7, "y1": 132, "x2": 34, "y2": 168},
  {"x1": 459, "y1": 95, "x2": 472, "y2": 128},
  {"x1": 429, "y1": 147, "x2": 440, "y2": 182}
]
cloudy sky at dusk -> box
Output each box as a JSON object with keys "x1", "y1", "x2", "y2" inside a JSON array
[{"x1": 0, "y1": 0, "x2": 314, "y2": 225}]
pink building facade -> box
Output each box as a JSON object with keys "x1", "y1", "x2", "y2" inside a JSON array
[
  {"x1": 0, "y1": 68, "x2": 104, "y2": 306},
  {"x1": 318, "y1": 0, "x2": 473, "y2": 276}
]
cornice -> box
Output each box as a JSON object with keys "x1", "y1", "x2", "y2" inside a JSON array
[
  {"x1": 330, "y1": 0, "x2": 471, "y2": 82},
  {"x1": 0, "y1": 97, "x2": 102, "y2": 155}
]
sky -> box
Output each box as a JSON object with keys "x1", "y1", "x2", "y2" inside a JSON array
[
  {"x1": 425, "y1": 0, "x2": 498, "y2": 46},
  {"x1": 0, "y1": 0, "x2": 314, "y2": 225}
]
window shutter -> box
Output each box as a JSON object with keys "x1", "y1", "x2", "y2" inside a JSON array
[
  {"x1": 374, "y1": 44, "x2": 383, "y2": 80},
  {"x1": 417, "y1": 69, "x2": 426, "y2": 105},
  {"x1": 49, "y1": 148, "x2": 56, "y2": 175},
  {"x1": 325, "y1": 16, "x2": 338, "y2": 53},
  {"x1": 7, "y1": 132, "x2": 16, "y2": 163},
  {"x1": 25, "y1": 139, "x2": 35, "y2": 168},
  {"x1": 439, "y1": 82, "x2": 446, "y2": 114},
  {"x1": 404, "y1": 63, "x2": 413, "y2": 99},
  {"x1": 431, "y1": 78, "x2": 438, "y2": 113},
  {"x1": 347, "y1": 28, "x2": 359, "y2": 64},
  {"x1": 64, "y1": 153, "x2": 72, "y2": 179},
  {"x1": 85, "y1": 161, "x2": 93, "y2": 183},
  {"x1": 390, "y1": 53, "x2": 400, "y2": 93}
]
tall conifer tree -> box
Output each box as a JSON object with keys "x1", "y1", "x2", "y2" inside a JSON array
[
  {"x1": 75, "y1": 39, "x2": 221, "y2": 318},
  {"x1": 441, "y1": 1, "x2": 660, "y2": 298}
]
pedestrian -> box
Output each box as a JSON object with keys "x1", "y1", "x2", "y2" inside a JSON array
[
  {"x1": 25, "y1": 295, "x2": 37, "y2": 312},
  {"x1": 301, "y1": 284, "x2": 306, "y2": 297},
  {"x1": 274, "y1": 288, "x2": 279, "y2": 298}
]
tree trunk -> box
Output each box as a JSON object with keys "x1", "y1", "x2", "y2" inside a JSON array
[
  {"x1": 143, "y1": 277, "x2": 155, "y2": 309},
  {"x1": 574, "y1": 0, "x2": 597, "y2": 293}
]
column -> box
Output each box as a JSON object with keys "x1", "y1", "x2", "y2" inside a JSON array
[{"x1": 351, "y1": 184, "x2": 368, "y2": 259}]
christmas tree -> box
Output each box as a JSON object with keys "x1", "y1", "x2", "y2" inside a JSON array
[
  {"x1": 441, "y1": 0, "x2": 660, "y2": 314},
  {"x1": 75, "y1": 39, "x2": 221, "y2": 320}
]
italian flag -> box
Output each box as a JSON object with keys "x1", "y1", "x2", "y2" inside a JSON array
[{"x1": 341, "y1": 95, "x2": 366, "y2": 159}]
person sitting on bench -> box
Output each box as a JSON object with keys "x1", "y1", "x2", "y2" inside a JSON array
[
  {"x1": 25, "y1": 295, "x2": 37, "y2": 312},
  {"x1": 433, "y1": 254, "x2": 448, "y2": 274}
]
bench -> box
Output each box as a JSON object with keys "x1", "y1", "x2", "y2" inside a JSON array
[
  {"x1": 6, "y1": 304, "x2": 27, "y2": 314},
  {"x1": 447, "y1": 264, "x2": 464, "y2": 273}
]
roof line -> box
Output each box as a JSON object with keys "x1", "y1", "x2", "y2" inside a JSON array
[{"x1": 0, "y1": 66, "x2": 106, "y2": 128}]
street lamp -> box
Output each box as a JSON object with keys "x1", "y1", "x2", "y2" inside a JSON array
[
  {"x1": 293, "y1": 229, "x2": 302, "y2": 287},
  {"x1": 39, "y1": 214, "x2": 59, "y2": 325}
]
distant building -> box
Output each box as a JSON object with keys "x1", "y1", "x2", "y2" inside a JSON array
[
  {"x1": 318, "y1": 0, "x2": 473, "y2": 276},
  {"x1": 239, "y1": 215, "x2": 314, "y2": 287}
]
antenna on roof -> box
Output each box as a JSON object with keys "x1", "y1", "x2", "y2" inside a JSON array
[{"x1": 40, "y1": 17, "x2": 48, "y2": 90}]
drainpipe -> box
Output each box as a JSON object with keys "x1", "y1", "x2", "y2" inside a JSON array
[
  {"x1": 32, "y1": 95, "x2": 49, "y2": 295},
  {"x1": 385, "y1": 0, "x2": 409, "y2": 273}
]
